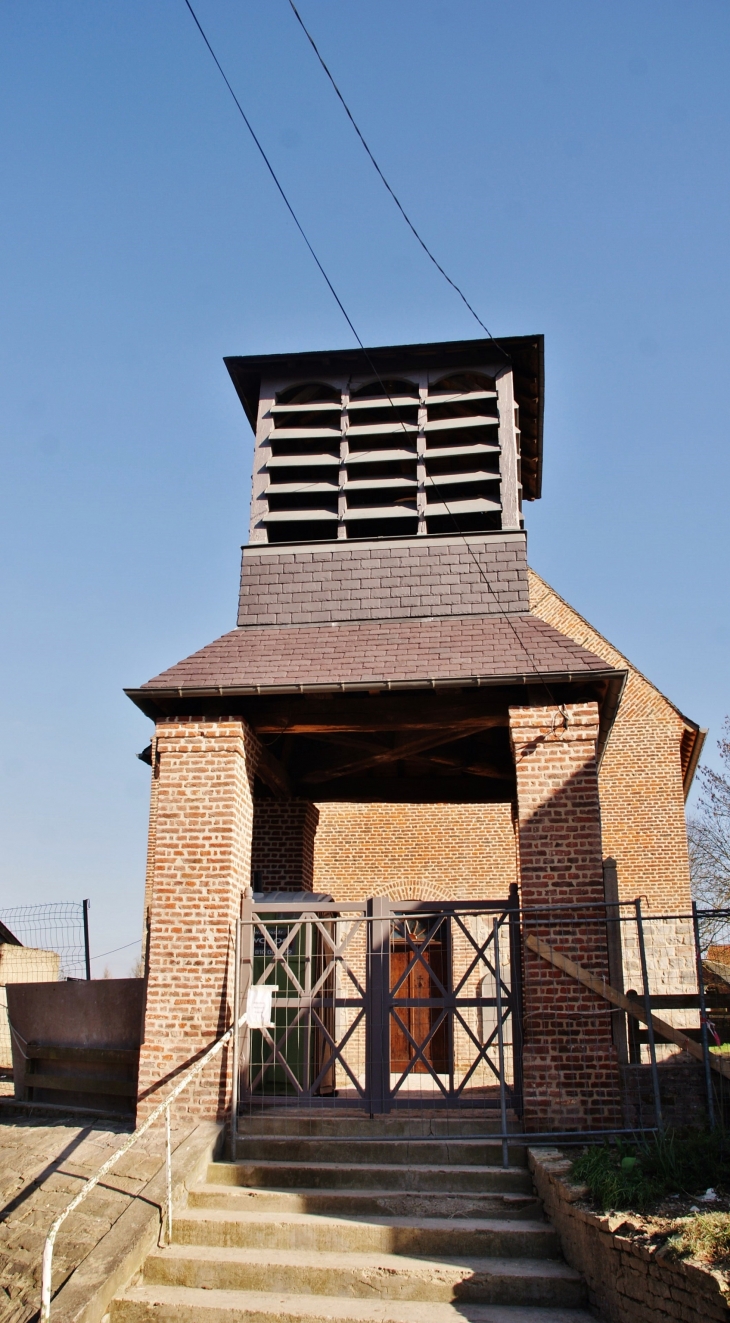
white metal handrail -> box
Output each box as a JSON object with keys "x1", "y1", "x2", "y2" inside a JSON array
[{"x1": 39, "y1": 1000, "x2": 250, "y2": 1323}]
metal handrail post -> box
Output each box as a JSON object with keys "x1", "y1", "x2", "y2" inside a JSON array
[
  {"x1": 635, "y1": 898, "x2": 662, "y2": 1130},
  {"x1": 493, "y1": 918, "x2": 509, "y2": 1168},
  {"x1": 165, "y1": 1102, "x2": 172, "y2": 1244},
  {"x1": 240, "y1": 891, "x2": 254, "y2": 1104},
  {"x1": 692, "y1": 900, "x2": 715, "y2": 1129},
  {"x1": 366, "y1": 896, "x2": 390, "y2": 1114},
  {"x1": 82, "y1": 900, "x2": 91, "y2": 981},
  {"x1": 507, "y1": 883, "x2": 524, "y2": 1118},
  {"x1": 230, "y1": 914, "x2": 242, "y2": 1158}
]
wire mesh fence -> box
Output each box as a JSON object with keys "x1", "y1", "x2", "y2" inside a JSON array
[
  {"x1": 0, "y1": 901, "x2": 90, "y2": 980},
  {"x1": 0, "y1": 901, "x2": 91, "y2": 1069}
]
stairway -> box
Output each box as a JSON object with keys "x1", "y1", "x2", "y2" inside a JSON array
[{"x1": 111, "y1": 1113, "x2": 593, "y2": 1323}]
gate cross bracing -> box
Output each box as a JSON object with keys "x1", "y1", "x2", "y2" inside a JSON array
[{"x1": 237, "y1": 892, "x2": 523, "y2": 1115}]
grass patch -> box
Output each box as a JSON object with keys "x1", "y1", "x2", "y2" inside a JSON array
[
  {"x1": 570, "y1": 1130, "x2": 730, "y2": 1212},
  {"x1": 669, "y1": 1212, "x2": 730, "y2": 1266}
]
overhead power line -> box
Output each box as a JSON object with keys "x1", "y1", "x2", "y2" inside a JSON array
[
  {"x1": 286, "y1": 0, "x2": 502, "y2": 349},
  {"x1": 90, "y1": 938, "x2": 141, "y2": 961},
  {"x1": 182, "y1": 0, "x2": 366, "y2": 356},
  {"x1": 179, "y1": 0, "x2": 558, "y2": 705}
]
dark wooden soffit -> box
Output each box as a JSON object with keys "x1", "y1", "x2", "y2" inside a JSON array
[
  {"x1": 131, "y1": 672, "x2": 625, "y2": 802},
  {"x1": 224, "y1": 334, "x2": 544, "y2": 501},
  {"x1": 300, "y1": 720, "x2": 507, "y2": 787}
]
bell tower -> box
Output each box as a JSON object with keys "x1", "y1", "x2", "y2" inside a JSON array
[{"x1": 225, "y1": 335, "x2": 542, "y2": 548}]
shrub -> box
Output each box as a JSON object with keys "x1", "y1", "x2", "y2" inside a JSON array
[{"x1": 570, "y1": 1130, "x2": 730, "y2": 1212}]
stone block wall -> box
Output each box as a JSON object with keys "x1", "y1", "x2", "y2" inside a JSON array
[
  {"x1": 510, "y1": 701, "x2": 621, "y2": 1130},
  {"x1": 137, "y1": 718, "x2": 260, "y2": 1119},
  {"x1": 620, "y1": 914, "x2": 699, "y2": 1057},
  {"x1": 529, "y1": 1147, "x2": 730, "y2": 1323}
]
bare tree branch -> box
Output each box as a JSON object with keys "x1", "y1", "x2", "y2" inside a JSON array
[{"x1": 688, "y1": 717, "x2": 730, "y2": 945}]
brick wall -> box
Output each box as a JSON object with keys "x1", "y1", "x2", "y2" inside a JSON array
[
  {"x1": 528, "y1": 568, "x2": 693, "y2": 914},
  {"x1": 510, "y1": 702, "x2": 621, "y2": 1130},
  {"x1": 251, "y1": 800, "x2": 320, "y2": 892},
  {"x1": 529, "y1": 1148, "x2": 730, "y2": 1323},
  {"x1": 238, "y1": 532, "x2": 528, "y2": 627},
  {"x1": 137, "y1": 719, "x2": 260, "y2": 1119},
  {"x1": 311, "y1": 802, "x2": 519, "y2": 902},
  {"x1": 141, "y1": 735, "x2": 159, "y2": 951}
]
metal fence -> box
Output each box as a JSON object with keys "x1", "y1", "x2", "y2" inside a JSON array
[
  {"x1": 516, "y1": 897, "x2": 730, "y2": 1135},
  {"x1": 0, "y1": 901, "x2": 91, "y2": 980},
  {"x1": 0, "y1": 900, "x2": 91, "y2": 1072},
  {"x1": 231, "y1": 891, "x2": 730, "y2": 1140},
  {"x1": 236, "y1": 893, "x2": 521, "y2": 1128}
]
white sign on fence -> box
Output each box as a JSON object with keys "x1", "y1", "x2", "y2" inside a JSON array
[{"x1": 245, "y1": 984, "x2": 277, "y2": 1030}]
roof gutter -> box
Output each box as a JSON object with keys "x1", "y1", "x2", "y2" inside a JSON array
[{"x1": 126, "y1": 666, "x2": 623, "y2": 703}]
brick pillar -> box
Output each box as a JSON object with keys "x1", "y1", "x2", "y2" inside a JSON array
[
  {"x1": 137, "y1": 718, "x2": 260, "y2": 1120},
  {"x1": 509, "y1": 702, "x2": 621, "y2": 1131},
  {"x1": 251, "y1": 800, "x2": 320, "y2": 892}
]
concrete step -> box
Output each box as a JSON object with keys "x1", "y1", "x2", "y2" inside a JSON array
[
  {"x1": 172, "y1": 1209, "x2": 559, "y2": 1259},
  {"x1": 111, "y1": 1283, "x2": 598, "y2": 1323},
  {"x1": 140, "y1": 1244, "x2": 585, "y2": 1306},
  {"x1": 209, "y1": 1160, "x2": 533, "y2": 1194},
  {"x1": 235, "y1": 1138, "x2": 527, "y2": 1168},
  {"x1": 237, "y1": 1113, "x2": 520, "y2": 1139},
  {"x1": 189, "y1": 1184, "x2": 543, "y2": 1221}
]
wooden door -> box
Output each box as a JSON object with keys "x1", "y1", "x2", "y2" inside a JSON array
[{"x1": 390, "y1": 935, "x2": 449, "y2": 1074}]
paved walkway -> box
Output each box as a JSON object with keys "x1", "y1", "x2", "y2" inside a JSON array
[{"x1": 0, "y1": 1106, "x2": 188, "y2": 1323}]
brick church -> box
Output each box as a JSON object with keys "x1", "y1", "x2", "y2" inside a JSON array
[{"x1": 127, "y1": 335, "x2": 704, "y2": 1129}]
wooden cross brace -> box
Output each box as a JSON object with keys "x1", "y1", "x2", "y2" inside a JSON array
[{"x1": 525, "y1": 932, "x2": 730, "y2": 1082}]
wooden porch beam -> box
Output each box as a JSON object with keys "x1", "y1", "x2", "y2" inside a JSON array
[
  {"x1": 301, "y1": 724, "x2": 493, "y2": 785},
  {"x1": 417, "y1": 751, "x2": 513, "y2": 781},
  {"x1": 250, "y1": 705, "x2": 509, "y2": 735},
  {"x1": 526, "y1": 933, "x2": 730, "y2": 1082},
  {"x1": 256, "y1": 746, "x2": 293, "y2": 800},
  {"x1": 303, "y1": 732, "x2": 387, "y2": 756}
]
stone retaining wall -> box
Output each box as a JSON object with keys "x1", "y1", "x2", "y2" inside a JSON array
[{"x1": 529, "y1": 1147, "x2": 730, "y2": 1323}]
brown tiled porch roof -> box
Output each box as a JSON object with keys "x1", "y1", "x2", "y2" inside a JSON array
[{"x1": 132, "y1": 613, "x2": 621, "y2": 696}]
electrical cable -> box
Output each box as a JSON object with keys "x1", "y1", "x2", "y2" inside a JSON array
[
  {"x1": 286, "y1": 0, "x2": 507, "y2": 357},
  {"x1": 281, "y1": 3, "x2": 565, "y2": 707},
  {"x1": 90, "y1": 939, "x2": 142, "y2": 961},
  {"x1": 182, "y1": 0, "x2": 365, "y2": 356},
  {"x1": 180, "y1": 0, "x2": 566, "y2": 713}
]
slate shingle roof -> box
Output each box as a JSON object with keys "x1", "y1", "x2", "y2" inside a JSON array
[{"x1": 136, "y1": 613, "x2": 618, "y2": 693}]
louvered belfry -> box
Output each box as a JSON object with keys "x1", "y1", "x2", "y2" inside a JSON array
[
  {"x1": 227, "y1": 336, "x2": 539, "y2": 544},
  {"x1": 127, "y1": 334, "x2": 702, "y2": 1133}
]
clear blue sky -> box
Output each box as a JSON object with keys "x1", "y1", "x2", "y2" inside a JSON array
[{"x1": 0, "y1": 1, "x2": 727, "y2": 973}]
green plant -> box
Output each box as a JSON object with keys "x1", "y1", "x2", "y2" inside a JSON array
[{"x1": 570, "y1": 1129, "x2": 730, "y2": 1212}]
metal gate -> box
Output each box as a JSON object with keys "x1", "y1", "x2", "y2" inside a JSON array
[{"x1": 237, "y1": 891, "x2": 523, "y2": 1116}]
